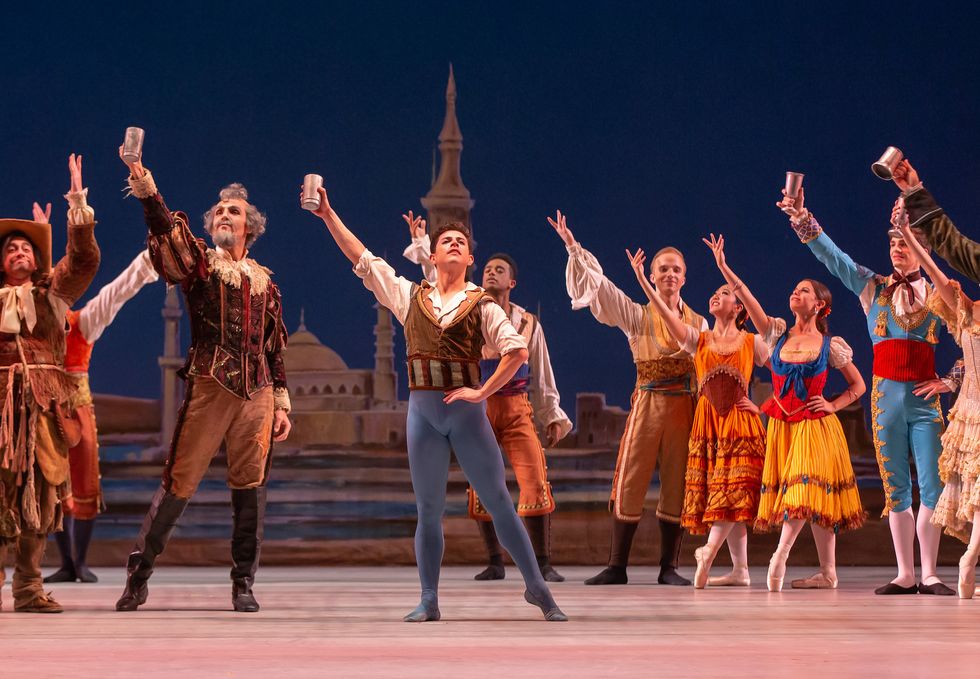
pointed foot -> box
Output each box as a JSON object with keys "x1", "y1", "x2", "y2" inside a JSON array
[{"x1": 524, "y1": 590, "x2": 568, "y2": 622}]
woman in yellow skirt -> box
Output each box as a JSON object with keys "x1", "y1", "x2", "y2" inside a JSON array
[
  {"x1": 627, "y1": 245, "x2": 768, "y2": 590},
  {"x1": 703, "y1": 234, "x2": 866, "y2": 591}
]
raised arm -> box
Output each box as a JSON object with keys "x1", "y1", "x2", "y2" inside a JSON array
[
  {"x1": 77, "y1": 251, "x2": 159, "y2": 343},
  {"x1": 50, "y1": 154, "x2": 101, "y2": 306},
  {"x1": 549, "y1": 210, "x2": 646, "y2": 335},
  {"x1": 120, "y1": 147, "x2": 207, "y2": 285},
  {"x1": 626, "y1": 248, "x2": 690, "y2": 345},
  {"x1": 305, "y1": 186, "x2": 413, "y2": 322},
  {"x1": 895, "y1": 160, "x2": 980, "y2": 285},
  {"x1": 893, "y1": 200, "x2": 969, "y2": 312},
  {"x1": 401, "y1": 211, "x2": 436, "y2": 282},
  {"x1": 777, "y1": 187, "x2": 875, "y2": 298},
  {"x1": 702, "y1": 233, "x2": 770, "y2": 337},
  {"x1": 309, "y1": 186, "x2": 366, "y2": 265}
]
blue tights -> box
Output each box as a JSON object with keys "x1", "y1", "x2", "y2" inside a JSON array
[{"x1": 406, "y1": 391, "x2": 554, "y2": 608}]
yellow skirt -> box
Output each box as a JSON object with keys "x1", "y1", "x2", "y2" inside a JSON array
[{"x1": 754, "y1": 415, "x2": 866, "y2": 533}]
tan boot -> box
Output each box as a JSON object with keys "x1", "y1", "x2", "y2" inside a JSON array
[{"x1": 13, "y1": 532, "x2": 62, "y2": 613}]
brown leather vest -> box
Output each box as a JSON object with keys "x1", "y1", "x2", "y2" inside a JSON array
[{"x1": 404, "y1": 281, "x2": 486, "y2": 390}]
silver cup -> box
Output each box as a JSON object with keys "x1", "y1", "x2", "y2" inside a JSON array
[
  {"x1": 302, "y1": 174, "x2": 324, "y2": 211},
  {"x1": 121, "y1": 127, "x2": 145, "y2": 164},
  {"x1": 872, "y1": 146, "x2": 904, "y2": 180},
  {"x1": 784, "y1": 171, "x2": 804, "y2": 200}
]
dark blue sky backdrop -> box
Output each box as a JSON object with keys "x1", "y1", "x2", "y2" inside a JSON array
[{"x1": 1, "y1": 2, "x2": 978, "y2": 406}]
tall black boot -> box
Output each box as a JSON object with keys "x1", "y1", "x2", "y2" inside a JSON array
[
  {"x1": 473, "y1": 520, "x2": 505, "y2": 581},
  {"x1": 115, "y1": 485, "x2": 189, "y2": 611},
  {"x1": 230, "y1": 487, "x2": 266, "y2": 612},
  {"x1": 524, "y1": 514, "x2": 564, "y2": 582},
  {"x1": 44, "y1": 516, "x2": 76, "y2": 583},
  {"x1": 584, "y1": 518, "x2": 638, "y2": 585},
  {"x1": 657, "y1": 519, "x2": 691, "y2": 586},
  {"x1": 73, "y1": 518, "x2": 98, "y2": 583}
]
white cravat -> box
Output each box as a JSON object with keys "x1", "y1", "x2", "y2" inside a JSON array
[{"x1": 0, "y1": 283, "x2": 37, "y2": 334}]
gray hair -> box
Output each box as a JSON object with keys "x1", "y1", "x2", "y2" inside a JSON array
[{"x1": 202, "y1": 183, "x2": 267, "y2": 249}]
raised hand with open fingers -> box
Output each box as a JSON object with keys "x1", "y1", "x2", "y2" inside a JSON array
[
  {"x1": 402, "y1": 210, "x2": 427, "y2": 239},
  {"x1": 546, "y1": 209, "x2": 575, "y2": 247},
  {"x1": 68, "y1": 153, "x2": 83, "y2": 193},
  {"x1": 32, "y1": 202, "x2": 52, "y2": 224},
  {"x1": 702, "y1": 233, "x2": 727, "y2": 269}
]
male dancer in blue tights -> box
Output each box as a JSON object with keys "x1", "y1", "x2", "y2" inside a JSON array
[{"x1": 305, "y1": 184, "x2": 566, "y2": 622}]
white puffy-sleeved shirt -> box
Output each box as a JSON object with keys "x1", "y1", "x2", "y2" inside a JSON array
[
  {"x1": 77, "y1": 251, "x2": 160, "y2": 344},
  {"x1": 354, "y1": 249, "x2": 526, "y2": 358},
  {"x1": 564, "y1": 242, "x2": 708, "y2": 360}
]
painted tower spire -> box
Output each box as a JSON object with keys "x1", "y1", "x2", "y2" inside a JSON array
[{"x1": 421, "y1": 64, "x2": 475, "y2": 237}]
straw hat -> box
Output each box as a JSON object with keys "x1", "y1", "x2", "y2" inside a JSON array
[{"x1": 0, "y1": 219, "x2": 53, "y2": 276}]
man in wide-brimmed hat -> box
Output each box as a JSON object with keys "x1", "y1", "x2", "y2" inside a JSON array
[{"x1": 0, "y1": 154, "x2": 101, "y2": 613}]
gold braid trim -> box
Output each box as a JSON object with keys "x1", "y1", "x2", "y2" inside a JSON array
[{"x1": 870, "y1": 376, "x2": 897, "y2": 517}]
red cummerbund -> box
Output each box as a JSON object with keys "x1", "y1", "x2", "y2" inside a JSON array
[{"x1": 872, "y1": 339, "x2": 935, "y2": 382}]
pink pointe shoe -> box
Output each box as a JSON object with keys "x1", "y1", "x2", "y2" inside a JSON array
[
  {"x1": 693, "y1": 546, "x2": 717, "y2": 589},
  {"x1": 707, "y1": 566, "x2": 751, "y2": 587},
  {"x1": 958, "y1": 550, "x2": 978, "y2": 600},
  {"x1": 767, "y1": 545, "x2": 791, "y2": 592},
  {"x1": 791, "y1": 570, "x2": 838, "y2": 589}
]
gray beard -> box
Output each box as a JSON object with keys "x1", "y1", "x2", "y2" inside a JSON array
[{"x1": 212, "y1": 231, "x2": 236, "y2": 249}]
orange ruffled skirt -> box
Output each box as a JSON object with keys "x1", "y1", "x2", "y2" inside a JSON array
[{"x1": 681, "y1": 400, "x2": 766, "y2": 535}]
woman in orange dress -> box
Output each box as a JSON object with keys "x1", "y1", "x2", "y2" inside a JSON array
[{"x1": 627, "y1": 246, "x2": 767, "y2": 589}]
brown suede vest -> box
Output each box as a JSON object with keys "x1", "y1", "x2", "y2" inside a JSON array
[{"x1": 404, "y1": 281, "x2": 486, "y2": 390}]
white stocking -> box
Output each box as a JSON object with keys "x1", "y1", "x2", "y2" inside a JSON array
[
  {"x1": 778, "y1": 518, "x2": 805, "y2": 550},
  {"x1": 968, "y1": 511, "x2": 980, "y2": 557},
  {"x1": 888, "y1": 507, "x2": 916, "y2": 587},
  {"x1": 726, "y1": 522, "x2": 748, "y2": 569},
  {"x1": 917, "y1": 506, "x2": 943, "y2": 586},
  {"x1": 810, "y1": 523, "x2": 837, "y2": 579},
  {"x1": 706, "y1": 521, "x2": 735, "y2": 557}
]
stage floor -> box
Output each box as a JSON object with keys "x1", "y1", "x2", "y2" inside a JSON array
[{"x1": 3, "y1": 566, "x2": 978, "y2": 678}]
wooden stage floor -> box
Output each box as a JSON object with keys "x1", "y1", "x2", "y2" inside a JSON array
[{"x1": 3, "y1": 566, "x2": 978, "y2": 678}]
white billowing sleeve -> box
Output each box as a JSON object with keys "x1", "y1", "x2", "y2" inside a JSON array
[
  {"x1": 480, "y1": 301, "x2": 528, "y2": 357},
  {"x1": 353, "y1": 249, "x2": 415, "y2": 324},
  {"x1": 528, "y1": 322, "x2": 573, "y2": 437},
  {"x1": 762, "y1": 317, "x2": 788, "y2": 348},
  {"x1": 402, "y1": 234, "x2": 437, "y2": 284},
  {"x1": 79, "y1": 251, "x2": 160, "y2": 343},
  {"x1": 564, "y1": 242, "x2": 644, "y2": 336},
  {"x1": 828, "y1": 337, "x2": 855, "y2": 368},
  {"x1": 676, "y1": 325, "x2": 701, "y2": 355}
]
